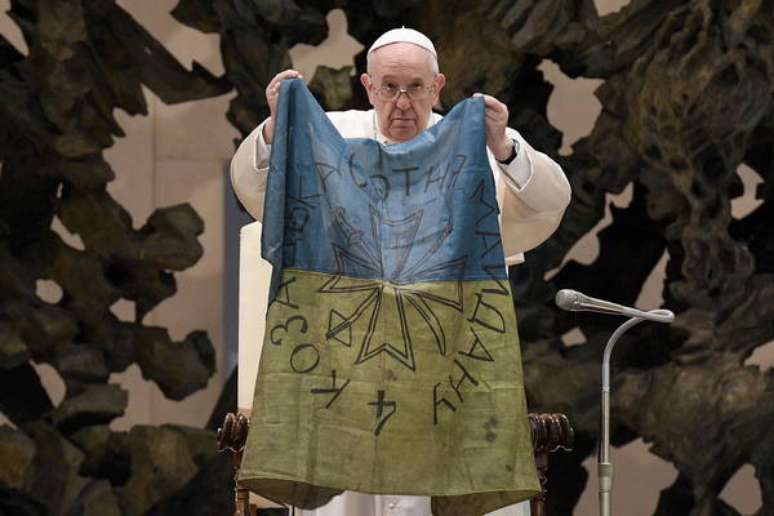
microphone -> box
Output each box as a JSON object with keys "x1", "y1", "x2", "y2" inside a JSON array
[
  {"x1": 555, "y1": 289, "x2": 674, "y2": 323},
  {"x1": 555, "y1": 289, "x2": 674, "y2": 516}
]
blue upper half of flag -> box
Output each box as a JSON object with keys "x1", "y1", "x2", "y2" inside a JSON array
[{"x1": 262, "y1": 79, "x2": 507, "y2": 294}]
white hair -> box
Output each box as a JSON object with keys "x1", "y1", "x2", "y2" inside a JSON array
[{"x1": 366, "y1": 44, "x2": 439, "y2": 75}]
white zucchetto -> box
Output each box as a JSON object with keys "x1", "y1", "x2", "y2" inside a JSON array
[{"x1": 367, "y1": 27, "x2": 437, "y2": 58}]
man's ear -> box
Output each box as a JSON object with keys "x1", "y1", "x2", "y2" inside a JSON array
[
  {"x1": 360, "y1": 73, "x2": 375, "y2": 106},
  {"x1": 433, "y1": 73, "x2": 446, "y2": 103}
]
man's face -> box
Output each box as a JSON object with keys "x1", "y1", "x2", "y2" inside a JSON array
[{"x1": 360, "y1": 43, "x2": 446, "y2": 143}]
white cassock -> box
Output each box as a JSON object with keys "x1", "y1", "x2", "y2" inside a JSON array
[
  {"x1": 296, "y1": 493, "x2": 532, "y2": 516},
  {"x1": 230, "y1": 107, "x2": 571, "y2": 516}
]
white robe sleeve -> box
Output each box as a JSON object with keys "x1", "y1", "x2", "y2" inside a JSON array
[
  {"x1": 230, "y1": 118, "x2": 272, "y2": 221},
  {"x1": 492, "y1": 127, "x2": 571, "y2": 265},
  {"x1": 229, "y1": 111, "x2": 370, "y2": 222}
]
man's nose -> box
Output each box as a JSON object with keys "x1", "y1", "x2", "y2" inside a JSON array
[{"x1": 395, "y1": 91, "x2": 412, "y2": 110}]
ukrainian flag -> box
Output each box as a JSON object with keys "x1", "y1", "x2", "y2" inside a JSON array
[{"x1": 239, "y1": 80, "x2": 539, "y2": 516}]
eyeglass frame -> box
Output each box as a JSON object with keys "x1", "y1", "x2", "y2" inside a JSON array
[{"x1": 369, "y1": 77, "x2": 438, "y2": 102}]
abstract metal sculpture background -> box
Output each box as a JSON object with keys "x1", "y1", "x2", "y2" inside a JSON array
[
  {"x1": 0, "y1": 0, "x2": 231, "y2": 514},
  {"x1": 175, "y1": 1, "x2": 774, "y2": 511},
  {"x1": 1, "y1": 0, "x2": 773, "y2": 515}
]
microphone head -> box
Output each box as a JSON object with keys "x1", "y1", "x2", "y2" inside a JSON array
[{"x1": 555, "y1": 289, "x2": 581, "y2": 311}]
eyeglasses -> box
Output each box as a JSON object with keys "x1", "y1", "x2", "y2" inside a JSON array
[{"x1": 373, "y1": 82, "x2": 435, "y2": 101}]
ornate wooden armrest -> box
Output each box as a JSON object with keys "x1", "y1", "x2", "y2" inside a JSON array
[
  {"x1": 527, "y1": 413, "x2": 575, "y2": 516},
  {"x1": 217, "y1": 412, "x2": 252, "y2": 516},
  {"x1": 218, "y1": 411, "x2": 575, "y2": 516}
]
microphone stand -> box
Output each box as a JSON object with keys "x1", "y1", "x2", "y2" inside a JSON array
[{"x1": 598, "y1": 309, "x2": 673, "y2": 516}]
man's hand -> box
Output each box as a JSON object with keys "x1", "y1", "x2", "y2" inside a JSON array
[
  {"x1": 263, "y1": 69, "x2": 303, "y2": 144},
  {"x1": 473, "y1": 93, "x2": 514, "y2": 162}
]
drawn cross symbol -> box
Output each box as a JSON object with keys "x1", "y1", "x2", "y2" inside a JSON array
[{"x1": 319, "y1": 205, "x2": 468, "y2": 372}]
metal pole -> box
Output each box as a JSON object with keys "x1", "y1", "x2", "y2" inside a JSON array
[{"x1": 598, "y1": 309, "x2": 673, "y2": 516}]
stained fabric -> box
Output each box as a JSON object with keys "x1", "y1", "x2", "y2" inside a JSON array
[{"x1": 239, "y1": 79, "x2": 539, "y2": 516}]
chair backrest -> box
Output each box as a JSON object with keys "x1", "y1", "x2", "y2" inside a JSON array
[
  {"x1": 237, "y1": 221, "x2": 272, "y2": 412},
  {"x1": 234, "y1": 221, "x2": 286, "y2": 512}
]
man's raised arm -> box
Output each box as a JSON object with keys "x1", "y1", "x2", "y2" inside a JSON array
[
  {"x1": 230, "y1": 118, "x2": 272, "y2": 221},
  {"x1": 230, "y1": 70, "x2": 303, "y2": 221},
  {"x1": 496, "y1": 127, "x2": 571, "y2": 265},
  {"x1": 474, "y1": 92, "x2": 571, "y2": 260}
]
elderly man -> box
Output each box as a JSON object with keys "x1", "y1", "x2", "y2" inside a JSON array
[{"x1": 231, "y1": 28, "x2": 570, "y2": 516}]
